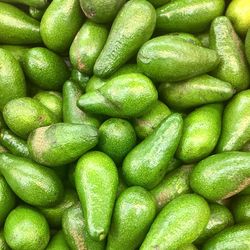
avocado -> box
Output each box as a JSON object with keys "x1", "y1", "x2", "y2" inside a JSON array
[
  {"x1": 0, "y1": 229, "x2": 9, "y2": 250},
  {"x1": 246, "y1": 29, "x2": 250, "y2": 64},
  {"x1": 70, "y1": 69, "x2": 90, "y2": 91},
  {"x1": 230, "y1": 195, "x2": 250, "y2": 223},
  {"x1": 0, "y1": 45, "x2": 29, "y2": 62},
  {"x1": 1, "y1": 0, "x2": 48, "y2": 8},
  {"x1": 46, "y1": 231, "x2": 70, "y2": 250},
  {"x1": 29, "y1": 6, "x2": 45, "y2": 21}
]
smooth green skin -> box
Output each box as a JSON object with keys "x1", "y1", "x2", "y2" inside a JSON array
[
  {"x1": 70, "y1": 21, "x2": 108, "y2": 75},
  {"x1": 0, "y1": 176, "x2": 16, "y2": 226},
  {"x1": 197, "y1": 32, "x2": 210, "y2": 48},
  {"x1": 1, "y1": 0, "x2": 47, "y2": 8},
  {"x1": 168, "y1": 32, "x2": 202, "y2": 46},
  {"x1": 39, "y1": 189, "x2": 78, "y2": 228},
  {"x1": 190, "y1": 151, "x2": 250, "y2": 201},
  {"x1": 137, "y1": 36, "x2": 220, "y2": 82},
  {"x1": 217, "y1": 90, "x2": 250, "y2": 152},
  {"x1": 0, "y1": 153, "x2": 64, "y2": 207},
  {"x1": 70, "y1": 69, "x2": 90, "y2": 91},
  {"x1": 3, "y1": 97, "x2": 57, "y2": 139},
  {"x1": 86, "y1": 64, "x2": 142, "y2": 93},
  {"x1": 0, "y1": 3, "x2": 42, "y2": 44},
  {"x1": 150, "y1": 165, "x2": 193, "y2": 212},
  {"x1": 122, "y1": 113, "x2": 183, "y2": 190},
  {"x1": 202, "y1": 224, "x2": 250, "y2": 250},
  {"x1": 140, "y1": 194, "x2": 210, "y2": 250},
  {"x1": 34, "y1": 91, "x2": 62, "y2": 122},
  {"x1": 75, "y1": 151, "x2": 119, "y2": 241},
  {"x1": 176, "y1": 104, "x2": 223, "y2": 163},
  {"x1": 46, "y1": 231, "x2": 69, "y2": 250},
  {"x1": 133, "y1": 100, "x2": 171, "y2": 139},
  {"x1": 0, "y1": 45, "x2": 29, "y2": 62},
  {"x1": 0, "y1": 129, "x2": 30, "y2": 158},
  {"x1": 147, "y1": 0, "x2": 170, "y2": 8},
  {"x1": 94, "y1": 0, "x2": 156, "y2": 78},
  {"x1": 41, "y1": 0, "x2": 84, "y2": 53},
  {"x1": 63, "y1": 80, "x2": 101, "y2": 128},
  {"x1": 156, "y1": 0, "x2": 225, "y2": 33},
  {"x1": 159, "y1": 74, "x2": 234, "y2": 110},
  {"x1": 78, "y1": 73, "x2": 158, "y2": 118},
  {"x1": 79, "y1": 0, "x2": 126, "y2": 23},
  {"x1": 0, "y1": 229, "x2": 9, "y2": 250},
  {"x1": 62, "y1": 204, "x2": 105, "y2": 250},
  {"x1": 0, "y1": 49, "x2": 26, "y2": 111},
  {"x1": 22, "y1": 47, "x2": 70, "y2": 90},
  {"x1": 226, "y1": 0, "x2": 250, "y2": 36},
  {"x1": 231, "y1": 195, "x2": 250, "y2": 223},
  {"x1": 29, "y1": 6, "x2": 45, "y2": 21},
  {"x1": 98, "y1": 118, "x2": 137, "y2": 164},
  {"x1": 4, "y1": 206, "x2": 50, "y2": 250},
  {"x1": 28, "y1": 123, "x2": 98, "y2": 167},
  {"x1": 195, "y1": 203, "x2": 234, "y2": 245},
  {"x1": 246, "y1": 29, "x2": 250, "y2": 64},
  {"x1": 210, "y1": 16, "x2": 250, "y2": 91},
  {"x1": 107, "y1": 186, "x2": 156, "y2": 250}
]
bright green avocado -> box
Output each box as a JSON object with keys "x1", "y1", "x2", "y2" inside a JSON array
[
  {"x1": 1, "y1": 0, "x2": 48, "y2": 8},
  {"x1": 46, "y1": 231, "x2": 70, "y2": 250}
]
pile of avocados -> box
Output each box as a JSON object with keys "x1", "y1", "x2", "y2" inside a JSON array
[{"x1": 0, "y1": 0, "x2": 250, "y2": 249}]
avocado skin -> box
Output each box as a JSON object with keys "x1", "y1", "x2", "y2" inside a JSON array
[
  {"x1": 140, "y1": 194, "x2": 210, "y2": 250},
  {"x1": 148, "y1": 0, "x2": 170, "y2": 8},
  {"x1": 98, "y1": 118, "x2": 137, "y2": 164},
  {"x1": 159, "y1": 74, "x2": 234, "y2": 110},
  {"x1": 3, "y1": 97, "x2": 57, "y2": 139},
  {"x1": 1, "y1": 0, "x2": 48, "y2": 8},
  {"x1": 0, "y1": 45, "x2": 29, "y2": 62},
  {"x1": 40, "y1": 0, "x2": 84, "y2": 53},
  {"x1": 0, "y1": 229, "x2": 9, "y2": 250},
  {"x1": 202, "y1": 224, "x2": 250, "y2": 250},
  {"x1": 150, "y1": 164, "x2": 193, "y2": 212},
  {"x1": 0, "y1": 153, "x2": 64, "y2": 207},
  {"x1": 210, "y1": 16, "x2": 250, "y2": 91},
  {"x1": 46, "y1": 231, "x2": 70, "y2": 250},
  {"x1": 62, "y1": 204, "x2": 105, "y2": 250},
  {"x1": 70, "y1": 21, "x2": 108, "y2": 75},
  {"x1": 246, "y1": 29, "x2": 250, "y2": 64},
  {"x1": 0, "y1": 2, "x2": 42, "y2": 44},
  {"x1": 29, "y1": 6, "x2": 45, "y2": 21},
  {"x1": 28, "y1": 123, "x2": 98, "y2": 167},
  {"x1": 190, "y1": 151, "x2": 250, "y2": 201},
  {"x1": 217, "y1": 90, "x2": 250, "y2": 152},
  {"x1": 94, "y1": 0, "x2": 156, "y2": 78},
  {"x1": 137, "y1": 35, "x2": 219, "y2": 82},
  {"x1": 106, "y1": 186, "x2": 156, "y2": 250},
  {"x1": 78, "y1": 73, "x2": 158, "y2": 118},
  {"x1": 0, "y1": 176, "x2": 16, "y2": 226},
  {"x1": 122, "y1": 113, "x2": 183, "y2": 190},
  {"x1": 176, "y1": 104, "x2": 223, "y2": 163},
  {"x1": 230, "y1": 195, "x2": 250, "y2": 223},
  {"x1": 195, "y1": 203, "x2": 234, "y2": 245},
  {"x1": 79, "y1": 0, "x2": 126, "y2": 24},
  {"x1": 75, "y1": 151, "x2": 118, "y2": 241},
  {"x1": 156, "y1": 0, "x2": 225, "y2": 33},
  {"x1": 22, "y1": 47, "x2": 70, "y2": 90},
  {"x1": 0, "y1": 49, "x2": 26, "y2": 111},
  {"x1": 4, "y1": 206, "x2": 50, "y2": 250}
]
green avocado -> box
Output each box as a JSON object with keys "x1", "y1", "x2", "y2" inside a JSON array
[
  {"x1": 107, "y1": 186, "x2": 156, "y2": 250},
  {"x1": 0, "y1": 2, "x2": 42, "y2": 44},
  {"x1": 177, "y1": 244, "x2": 198, "y2": 250},
  {"x1": 147, "y1": 0, "x2": 170, "y2": 8},
  {"x1": 28, "y1": 123, "x2": 98, "y2": 167},
  {"x1": 167, "y1": 32, "x2": 202, "y2": 46},
  {"x1": 70, "y1": 69, "x2": 90, "y2": 91},
  {"x1": 140, "y1": 194, "x2": 210, "y2": 250},
  {"x1": 40, "y1": 0, "x2": 84, "y2": 53},
  {"x1": 230, "y1": 195, "x2": 250, "y2": 223},
  {"x1": 190, "y1": 151, "x2": 250, "y2": 201},
  {"x1": 210, "y1": 16, "x2": 250, "y2": 91},
  {"x1": 197, "y1": 32, "x2": 210, "y2": 48},
  {"x1": 137, "y1": 35, "x2": 219, "y2": 82},
  {"x1": 0, "y1": 153, "x2": 64, "y2": 207},
  {"x1": 0, "y1": 229, "x2": 9, "y2": 250},
  {"x1": 4, "y1": 206, "x2": 50, "y2": 250},
  {"x1": 0, "y1": 49, "x2": 26, "y2": 111},
  {"x1": 70, "y1": 21, "x2": 108, "y2": 75},
  {"x1": 1, "y1": 0, "x2": 48, "y2": 8},
  {"x1": 246, "y1": 29, "x2": 250, "y2": 64},
  {"x1": 46, "y1": 231, "x2": 70, "y2": 250},
  {"x1": 94, "y1": 0, "x2": 156, "y2": 78},
  {"x1": 22, "y1": 47, "x2": 70, "y2": 90},
  {"x1": 0, "y1": 45, "x2": 29, "y2": 62},
  {"x1": 217, "y1": 90, "x2": 250, "y2": 152},
  {"x1": 29, "y1": 6, "x2": 45, "y2": 21},
  {"x1": 78, "y1": 73, "x2": 158, "y2": 118},
  {"x1": 75, "y1": 151, "x2": 118, "y2": 241},
  {"x1": 122, "y1": 113, "x2": 183, "y2": 189}
]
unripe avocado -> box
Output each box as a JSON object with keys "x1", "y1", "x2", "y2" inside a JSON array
[
  {"x1": 0, "y1": 229, "x2": 9, "y2": 250},
  {"x1": 246, "y1": 29, "x2": 250, "y2": 64},
  {"x1": 46, "y1": 231, "x2": 70, "y2": 250},
  {"x1": 0, "y1": 153, "x2": 64, "y2": 207},
  {"x1": 28, "y1": 123, "x2": 98, "y2": 167},
  {"x1": 22, "y1": 47, "x2": 70, "y2": 90},
  {"x1": 0, "y1": 49, "x2": 26, "y2": 111},
  {"x1": 4, "y1": 206, "x2": 50, "y2": 250},
  {"x1": 40, "y1": 0, "x2": 84, "y2": 53},
  {"x1": 1, "y1": 0, "x2": 48, "y2": 8},
  {"x1": 230, "y1": 195, "x2": 250, "y2": 223},
  {"x1": 140, "y1": 194, "x2": 210, "y2": 250},
  {"x1": 0, "y1": 45, "x2": 29, "y2": 62},
  {"x1": 107, "y1": 186, "x2": 156, "y2": 250},
  {"x1": 94, "y1": 0, "x2": 156, "y2": 78},
  {"x1": 0, "y1": 2, "x2": 42, "y2": 44}
]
